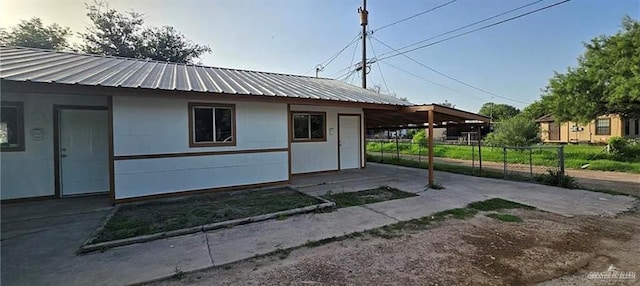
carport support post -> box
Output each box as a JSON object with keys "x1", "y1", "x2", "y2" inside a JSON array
[
  {"x1": 476, "y1": 127, "x2": 482, "y2": 172},
  {"x1": 428, "y1": 110, "x2": 434, "y2": 186}
]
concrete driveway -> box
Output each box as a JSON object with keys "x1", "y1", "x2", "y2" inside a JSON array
[{"x1": 1, "y1": 164, "x2": 637, "y2": 286}]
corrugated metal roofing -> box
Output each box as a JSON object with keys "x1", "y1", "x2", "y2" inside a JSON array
[{"x1": 0, "y1": 46, "x2": 410, "y2": 106}]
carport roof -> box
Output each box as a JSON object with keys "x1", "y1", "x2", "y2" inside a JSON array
[{"x1": 366, "y1": 104, "x2": 490, "y2": 129}]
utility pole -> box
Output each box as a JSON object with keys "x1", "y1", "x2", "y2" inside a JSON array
[{"x1": 358, "y1": 0, "x2": 368, "y2": 89}]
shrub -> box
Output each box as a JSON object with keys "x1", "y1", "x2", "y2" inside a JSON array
[
  {"x1": 534, "y1": 170, "x2": 579, "y2": 188},
  {"x1": 608, "y1": 137, "x2": 640, "y2": 162},
  {"x1": 412, "y1": 129, "x2": 427, "y2": 145},
  {"x1": 484, "y1": 115, "x2": 539, "y2": 147}
]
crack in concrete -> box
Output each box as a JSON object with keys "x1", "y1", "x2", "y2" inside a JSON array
[
  {"x1": 361, "y1": 205, "x2": 401, "y2": 222},
  {"x1": 203, "y1": 233, "x2": 215, "y2": 266}
]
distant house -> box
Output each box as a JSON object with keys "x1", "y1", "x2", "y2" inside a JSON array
[
  {"x1": 535, "y1": 114, "x2": 640, "y2": 144},
  {"x1": 0, "y1": 46, "x2": 488, "y2": 203}
]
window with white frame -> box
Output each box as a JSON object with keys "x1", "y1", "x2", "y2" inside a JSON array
[
  {"x1": 189, "y1": 103, "x2": 235, "y2": 147},
  {"x1": 292, "y1": 112, "x2": 326, "y2": 141}
]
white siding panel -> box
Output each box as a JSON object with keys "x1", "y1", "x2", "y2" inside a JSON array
[
  {"x1": 113, "y1": 97, "x2": 287, "y2": 155},
  {"x1": 114, "y1": 151, "x2": 288, "y2": 199},
  {"x1": 290, "y1": 105, "x2": 363, "y2": 174},
  {"x1": 1, "y1": 92, "x2": 107, "y2": 200}
]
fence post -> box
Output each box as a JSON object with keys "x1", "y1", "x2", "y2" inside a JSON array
[
  {"x1": 503, "y1": 147, "x2": 507, "y2": 179},
  {"x1": 471, "y1": 142, "x2": 475, "y2": 172},
  {"x1": 395, "y1": 135, "x2": 400, "y2": 164},
  {"x1": 558, "y1": 145, "x2": 565, "y2": 185},
  {"x1": 529, "y1": 148, "x2": 533, "y2": 181},
  {"x1": 380, "y1": 141, "x2": 383, "y2": 163},
  {"x1": 418, "y1": 142, "x2": 421, "y2": 164},
  {"x1": 478, "y1": 139, "x2": 482, "y2": 172}
]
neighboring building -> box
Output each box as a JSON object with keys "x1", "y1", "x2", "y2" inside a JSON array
[
  {"x1": 535, "y1": 114, "x2": 640, "y2": 144},
  {"x1": 1, "y1": 46, "x2": 488, "y2": 202}
]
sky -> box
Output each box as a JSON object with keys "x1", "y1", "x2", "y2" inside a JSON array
[{"x1": 1, "y1": 0, "x2": 638, "y2": 112}]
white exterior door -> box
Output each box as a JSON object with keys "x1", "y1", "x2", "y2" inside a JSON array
[
  {"x1": 59, "y1": 109, "x2": 109, "y2": 196},
  {"x1": 339, "y1": 115, "x2": 361, "y2": 170}
]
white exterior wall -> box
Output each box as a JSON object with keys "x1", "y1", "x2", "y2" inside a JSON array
[
  {"x1": 290, "y1": 105, "x2": 364, "y2": 174},
  {"x1": 112, "y1": 96, "x2": 288, "y2": 199},
  {"x1": 0, "y1": 92, "x2": 107, "y2": 200}
]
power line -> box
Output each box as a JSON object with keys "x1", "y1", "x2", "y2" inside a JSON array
[
  {"x1": 368, "y1": 39, "x2": 389, "y2": 93},
  {"x1": 376, "y1": 0, "x2": 548, "y2": 59},
  {"x1": 377, "y1": 0, "x2": 571, "y2": 62},
  {"x1": 371, "y1": 36, "x2": 530, "y2": 104},
  {"x1": 303, "y1": 32, "x2": 361, "y2": 75},
  {"x1": 372, "y1": 0, "x2": 460, "y2": 32},
  {"x1": 379, "y1": 61, "x2": 485, "y2": 102}
]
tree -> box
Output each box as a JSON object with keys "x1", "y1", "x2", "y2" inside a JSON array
[
  {"x1": 484, "y1": 115, "x2": 539, "y2": 147},
  {"x1": 79, "y1": 1, "x2": 211, "y2": 64},
  {"x1": 439, "y1": 100, "x2": 455, "y2": 108},
  {"x1": 478, "y1": 102, "x2": 520, "y2": 121},
  {"x1": 0, "y1": 18, "x2": 70, "y2": 50},
  {"x1": 543, "y1": 16, "x2": 640, "y2": 123}
]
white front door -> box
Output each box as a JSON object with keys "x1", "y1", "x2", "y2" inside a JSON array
[
  {"x1": 59, "y1": 109, "x2": 109, "y2": 196},
  {"x1": 339, "y1": 115, "x2": 361, "y2": 170}
]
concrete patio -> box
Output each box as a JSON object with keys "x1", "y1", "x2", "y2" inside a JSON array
[{"x1": 1, "y1": 163, "x2": 637, "y2": 286}]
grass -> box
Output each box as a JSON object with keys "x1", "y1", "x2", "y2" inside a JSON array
[
  {"x1": 92, "y1": 187, "x2": 321, "y2": 243},
  {"x1": 485, "y1": 213, "x2": 523, "y2": 222},
  {"x1": 467, "y1": 198, "x2": 535, "y2": 211},
  {"x1": 367, "y1": 142, "x2": 640, "y2": 173},
  {"x1": 321, "y1": 186, "x2": 416, "y2": 208}
]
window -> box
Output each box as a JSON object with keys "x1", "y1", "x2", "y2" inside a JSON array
[
  {"x1": 635, "y1": 119, "x2": 639, "y2": 136},
  {"x1": 1, "y1": 101, "x2": 25, "y2": 152},
  {"x1": 292, "y1": 112, "x2": 326, "y2": 141},
  {"x1": 624, "y1": 119, "x2": 631, "y2": 136},
  {"x1": 188, "y1": 103, "x2": 235, "y2": 147},
  {"x1": 595, "y1": 118, "x2": 610, "y2": 135}
]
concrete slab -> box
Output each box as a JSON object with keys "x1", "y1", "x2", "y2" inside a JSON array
[
  {"x1": 206, "y1": 206, "x2": 397, "y2": 266},
  {"x1": 2, "y1": 164, "x2": 636, "y2": 285}
]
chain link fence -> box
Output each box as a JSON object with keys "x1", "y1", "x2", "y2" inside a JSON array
[{"x1": 366, "y1": 139, "x2": 565, "y2": 185}]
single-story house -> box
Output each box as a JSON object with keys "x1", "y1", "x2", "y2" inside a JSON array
[
  {"x1": 1, "y1": 46, "x2": 489, "y2": 203},
  {"x1": 535, "y1": 114, "x2": 640, "y2": 144}
]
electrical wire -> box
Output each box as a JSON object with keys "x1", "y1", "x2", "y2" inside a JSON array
[
  {"x1": 379, "y1": 61, "x2": 486, "y2": 102},
  {"x1": 369, "y1": 40, "x2": 389, "y2": 93},
  {"x1": 303, "y1": 32, "x2": 361, "y2": 75},
  {"x1": 371, "y1": 36, "x2": 530, "y2": 104},
  {"x1": 376, "y1": 0, "x2": 572, "y2": 62},
  {"x1": 376, "y1": 0, "x2": 548, "y2": 59},
  {"x1": 372, "y1": 0, "x2": 460, "y2": 32}
]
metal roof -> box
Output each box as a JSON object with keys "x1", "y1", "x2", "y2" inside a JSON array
[{"x1": 0, "y1": 46, "x2": 409, "y2": 106}]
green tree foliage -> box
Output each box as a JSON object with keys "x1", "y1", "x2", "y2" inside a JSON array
[
  {"x1": 439, "y1": 100, "x2": 455, "y2": 108},
  {"x1": 544, "y1": 16, "x2": 640, "y2": 123},
  {"x1": 79, "y1": 2, "x2": 211, "y2": 64},
  {"x1": 520, "y1": 98, "x2": 551, "y2": 120},
  {"x1": 0, "y1": 18, "x2": 70, "y2": 50},
  {"x1": 484, "y1": 115, "x2": 539, "y2": 147},
  {"x1": 478, "y1": 102, "x2": 520, "y2": 122},
  {"x1": 412, "y1": 129, "x2": 427, "y2": 145}
]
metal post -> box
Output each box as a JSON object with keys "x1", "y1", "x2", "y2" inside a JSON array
[
  {"x1": 503, "y1": 147, "x2": 507, "y2": 179},
  {"x1": 418, "y1": 142, "x2": 422, "y2": 164},
  {"x1": 428, "y1": 110, "x2": 435, "y2": 186},
  {"x1": 380, "y1": 140, "x2": 383, "y2": 163},
  {"x1": 558, "y1": 145, "x2": 565, "y2": 185},
  {"x1": 477, "y1": 127, "x2": 483, "y2": 172},
  {"x1": 529, "y1": 148, "x2": 533, "y2": 181},
  {"x1": 471, "y1": 141, "x2": 475, "y2": 170},
  {"x1": 395, "y1": 133, "x2": 400, "y2": 164}
]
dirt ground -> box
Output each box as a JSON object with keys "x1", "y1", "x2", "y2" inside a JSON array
[{"x1": 152, "y1": 209, "x2": 640, "y2": 286}]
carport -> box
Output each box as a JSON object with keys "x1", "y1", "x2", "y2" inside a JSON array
[{"x1": 365, "y1": 104, "x2": 491, "y2": 186}]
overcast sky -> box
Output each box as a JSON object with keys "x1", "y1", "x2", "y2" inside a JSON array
[{"x1": 1, "y1": 0, "x2": 638, "y2": 112}]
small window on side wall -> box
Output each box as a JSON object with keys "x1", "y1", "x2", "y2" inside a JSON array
[
  {"x1": 292, "y1": 112, "x2": 326, "y2": 141},
  {"x1": 595, "y1": 118, "x2": 610, "y2": 135},
  {"x1": 189, "y1": 103, "x2": 235, "y2": 147},
  {"x1": 1, "y1": 101, "x2": 25, "y2": 152}
]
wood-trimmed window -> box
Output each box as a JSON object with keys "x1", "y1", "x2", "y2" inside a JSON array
[
  {"x1": 291, "y1": 112, "x2": 326, "y2": 142},
  {"x1": 188, "y1": 102, "x2": 236, "y2": 147},
  {"x1": 1, "y1": 101, "x2": 25, "y2": 152},
  {"x1": 595, "y1": 118, "x2": 610, "y2": 135}
]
